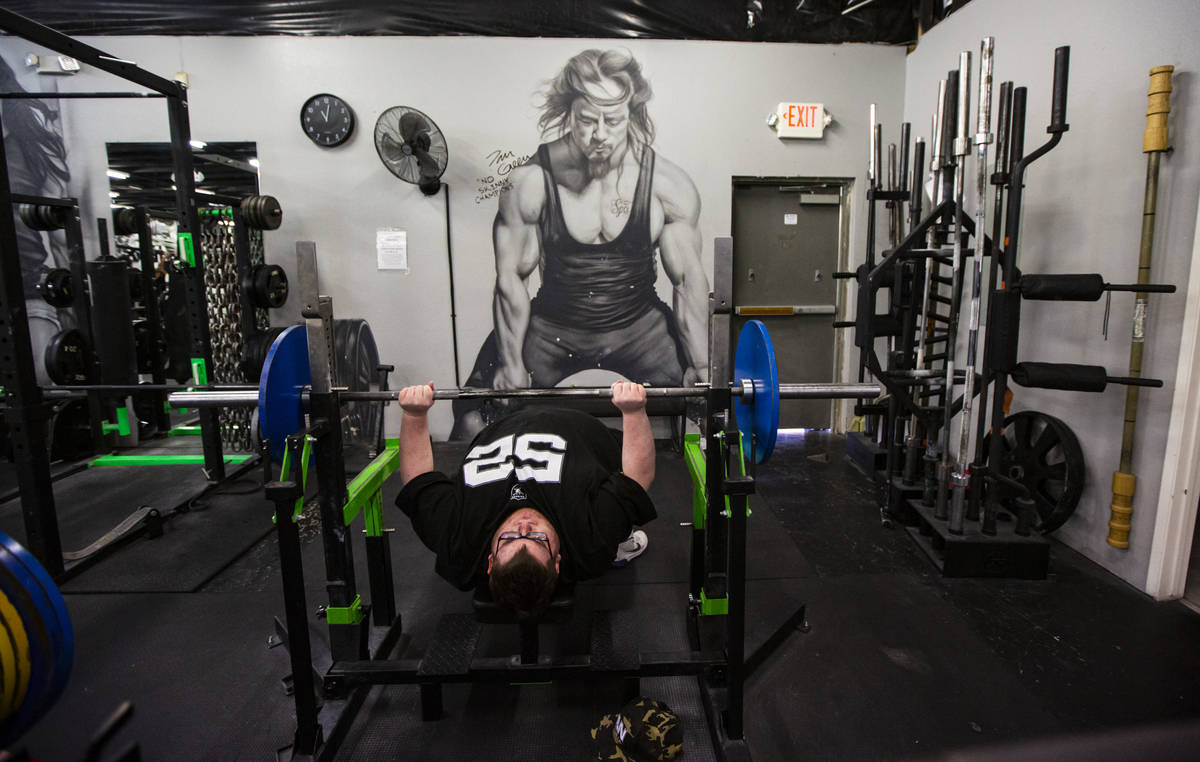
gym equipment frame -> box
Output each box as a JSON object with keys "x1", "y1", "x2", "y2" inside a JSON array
[{"x1": 0, "y1": 9, "x2": 228, "y2": 576}]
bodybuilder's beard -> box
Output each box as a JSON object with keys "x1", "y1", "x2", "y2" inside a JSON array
[{"x1": 587, "y1": 153, "x2": 614, "y2": 179}]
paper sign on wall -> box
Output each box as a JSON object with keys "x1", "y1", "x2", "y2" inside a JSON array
[
  {"x1": 377, "y1": 228, "x2": 408, "y2": 271},
  {"x1": 784, "y1": 213, "x2": 798, "y2": 225}
]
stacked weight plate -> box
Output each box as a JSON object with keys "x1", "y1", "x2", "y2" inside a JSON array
[{"x1": 0, "y1": 531, "x2": 73, "y2": 747}]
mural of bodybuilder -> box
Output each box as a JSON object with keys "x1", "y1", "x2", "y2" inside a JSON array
[
  {"x1": 0, "y1": 53, "x2": 71, "y2": 385},
  {"x1": 451, "y1": 48, "x2": 709, "y2": 439}
]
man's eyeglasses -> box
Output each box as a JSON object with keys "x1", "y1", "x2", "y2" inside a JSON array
[{"x1": 496, "y1": 530, "x2": 551, "y2": 554}]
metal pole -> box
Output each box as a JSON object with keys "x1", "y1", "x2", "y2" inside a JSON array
[
  {"x1": 936, "y1": 53, "x2": 971, "y2": 524},
  {"x1": 951, "y1": 37, "x2": 994, "y2": 532},
  {"x1": 168, "y1": 382, "x2": 885, "y2": 408},
  {"x1": 266, "y1": 436, "x2": 322, "y2": 755},
  {"x1": 983, "y1": 86, "x2": 1028, "y2": 530},
  {"x1": 975, "y1": 80, "x2": 1013, "y2": 535},
  {"x1": 133, "y1": 207, "x2": 172, "y2": 433},
  {"x1": 901, "y1": 138, "x2": 928, "y2": 485},
  {"x1": 166, "y1": 86, "x2": 225, "y2": 480}
]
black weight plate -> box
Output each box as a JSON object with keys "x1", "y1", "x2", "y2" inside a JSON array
[
  {"x1": 131, "y1": 386, "x2": 164, "y2": 438},
  {"x1": 42, "y1": 205, "x2": 66, "y2": 231},
  {"x1": 258, "y1": 195, "x2": 282, "y2": 230},
  {"x1": 16, "y1": 204, "x2": 39, "y2": 230},
  {"x1": 332, "y1": 319, "x2": 380, "y2": 449},
  {"x1": 50, "y1": 400, "x2": 94, "y2": 461},
  {"x1": 113, "y1": 207, "x2": 139, "y2": 236},
  {"x1": 982, "y1": 410, "x2": 1085, "y2": 533},
  {"x1": 36, "y1": 269, "x2": 73, "y2": 308},
  {"x1": 251, "y1": 264, "x2": 288, "y2": 309},
  {"x1": 17, "y1": 204, "x2": 66, "y2": 232},
  {"x1": 239, "y1": 195, "x2": 259, "y2": 229},
  {"x1": 44, "y1": 329, "x2": 93, "y2": 386},
  {"x1": 241, "y1": 326, "x2": 287, "y2": 383}
]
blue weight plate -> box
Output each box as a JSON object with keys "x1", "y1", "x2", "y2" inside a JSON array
[
  {"x1": 734, "y1": 320, "x2": 780, "y2": 464},
  {"x1": 259, "y1": 325, "x2": 311, "y2": 462},
  {"x1": 0, "y1": 541, "x2": 58, "y2": 743},
  {"x1": 0, "y1": 534, "x2": 72, "y2": 703}
]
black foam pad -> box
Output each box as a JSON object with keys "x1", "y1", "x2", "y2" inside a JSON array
[
  {"x1": 1018, "y1": 274, "x2": 1105, "y2": 301},
  {"x1": 1011, "y1": 362, "x2": 1107, "y2": 392}
]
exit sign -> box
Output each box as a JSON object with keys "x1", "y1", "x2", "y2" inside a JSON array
[{"x1": 773, "y1": 102, "x2": 832, "y2": 139}]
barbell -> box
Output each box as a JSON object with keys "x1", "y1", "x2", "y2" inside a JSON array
[{"x1": 168, "y1": 321, "x2": 882, "y2": 463}]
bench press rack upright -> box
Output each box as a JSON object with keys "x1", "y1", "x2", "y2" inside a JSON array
[
  {"x1": 256, "y1": 240, "x2": 815, "y2": 762},
  {"x1": 0, "y1": 9, "x2": 228, "y2": 578}
]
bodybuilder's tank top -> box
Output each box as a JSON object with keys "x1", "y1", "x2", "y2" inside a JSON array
[{"x1": 530, "y1": 143, "x2": 658, "y2": 330}]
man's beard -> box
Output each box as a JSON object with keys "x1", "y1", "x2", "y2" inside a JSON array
[{"x1": 586, "y1": 149, "x2": 614, "y2": 179}]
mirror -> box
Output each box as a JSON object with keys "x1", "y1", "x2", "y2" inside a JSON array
[{"x1": 106, "y1": 141, "x2": 259, "y2": 216}]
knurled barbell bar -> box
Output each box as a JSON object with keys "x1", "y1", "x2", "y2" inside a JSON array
[
  {"x1": 167, "y1": 321, "x2": 883, "y2": 463},
  {"x1": 168, "y1": 383, "x2": 881, "y2": 406}
]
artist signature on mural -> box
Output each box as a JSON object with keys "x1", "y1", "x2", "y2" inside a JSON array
[{"x1": 475, "y1": 149, "x2": 531, "y2": 204}]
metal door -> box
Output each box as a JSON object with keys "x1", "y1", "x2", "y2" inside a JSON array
[{"x1": 731, "y1": 180, "x2": 848, "y2": 429}]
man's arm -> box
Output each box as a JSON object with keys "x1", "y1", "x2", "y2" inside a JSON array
[
  {"x1": 655, "y1": 156, "x2": 709, "y2": 385},
  {"x1": 611, "y1": 381, "x2": 654, "y2": 491},
  {"x1": 492, "y1": 164, "x2": 545, "y2": 389},
  {"x1": 399, "y1": 383, "x2": 435, "y2": 485}
]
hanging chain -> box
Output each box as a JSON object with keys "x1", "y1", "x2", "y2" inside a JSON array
[{"x1": 200, "y1": 217, "x2": 266, "y2": 453}]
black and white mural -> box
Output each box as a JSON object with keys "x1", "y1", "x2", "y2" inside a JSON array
[
  {"x1": 0, "y1": 53, "x2": 72, "y2": 384},
  {"x1": 451, "y1": 48, "x2": 710, "y2": 438}
]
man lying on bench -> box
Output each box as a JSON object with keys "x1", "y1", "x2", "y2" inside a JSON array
[{"x1": 395, "y1": 381, "x2": 656, "y2": 620}]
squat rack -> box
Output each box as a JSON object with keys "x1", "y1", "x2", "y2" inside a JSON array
[{"x1": 0, "y1": 9, "x2": 226, "y2": 576}]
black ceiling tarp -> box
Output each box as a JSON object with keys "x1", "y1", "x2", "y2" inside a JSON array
[{"x1": 0, "y1": 0, "x2": 917, "y2": 43}]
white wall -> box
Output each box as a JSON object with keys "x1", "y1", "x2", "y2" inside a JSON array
[
  {"x1": 904, "y1": 0, "x2": 1200, "y2": 590},
  {"x1": 1, "y1": 35, "x2": 906, "y2": 439}
]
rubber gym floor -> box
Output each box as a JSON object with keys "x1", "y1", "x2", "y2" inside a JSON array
[{"x1": 4, "y1": 429, "x2": 1200, "y2": 760}]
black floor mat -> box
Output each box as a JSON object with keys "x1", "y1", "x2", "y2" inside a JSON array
[
  {"x1": 0, "y1": 463, "x2": 214, "y2": 554},
  {"x1": 18, "y1": 590, "x2": 295, "y2": 761},
  {"x1": 20, "y1": 432, "x2": 1200, "y2": 761},
  {"x1": 57, "y1": 466, "x2": 273, "y2": 593},
  {"x1": 0, "y1": 459, "x2": 90, "y2": 506}
]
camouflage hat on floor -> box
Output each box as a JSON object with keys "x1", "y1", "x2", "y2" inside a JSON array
[{"x1": 591, "y1": 697, "x2": 684, "y2": 761}]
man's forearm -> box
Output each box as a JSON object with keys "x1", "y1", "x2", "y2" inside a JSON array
[
  {"x1": 674, "y1": 274, "x2": 709, "y2": 377},
  {"x1": 494, "y1": 272, "x2": 531, "y2": 378},
  {"x1": 621, "y1": 410, "x2": 655, "y2": 491},
  {"x1": 399, "y1": 412, "x2": 434, "y2": 485}
]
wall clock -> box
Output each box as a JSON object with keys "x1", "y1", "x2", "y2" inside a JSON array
[{"x1": 300, "y1": 93, "x2": 355, "y2": 147}]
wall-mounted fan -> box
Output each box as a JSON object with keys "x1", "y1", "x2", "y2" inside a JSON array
[{"x1": 373, "y1": 106, "x2": 448, "y2": 195}]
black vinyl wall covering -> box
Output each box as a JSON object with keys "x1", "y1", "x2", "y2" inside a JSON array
[{"x1": 0, "y1": 0, "x2": 917, "y2": 43}]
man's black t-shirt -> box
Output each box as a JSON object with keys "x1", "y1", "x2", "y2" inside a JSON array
[{"x1": 395, "y1": 407, "x2": 656, "y2": 590}]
